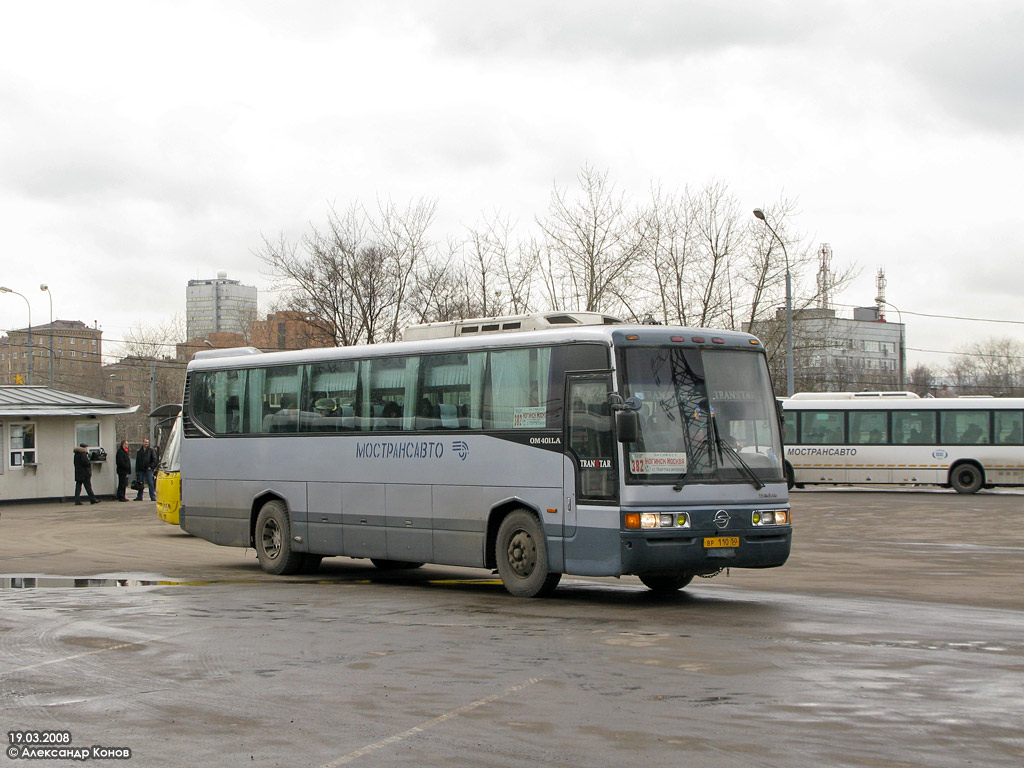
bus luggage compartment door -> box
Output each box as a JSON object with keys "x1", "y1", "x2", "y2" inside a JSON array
[{"x1": 386, "y1": 483, "x2": 433, "y2": 562}]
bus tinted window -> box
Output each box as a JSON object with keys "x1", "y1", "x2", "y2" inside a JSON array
[
  {"x1": 306, "y1": 360, "x2": 360, "y2": 431},
  {"x1": 940, "y1": 411, "x2": 990, "y2": 445},
  {"x1": 367, "y1": 356, "x2": 415, "y2": 431},
  {"x1": 419, "y1": 352, "x2": 485, "y2": 430},
  {"x1": 782, "y1": 411, "x2": 797, "y2": 444},
  {"x1": 996, "y1": 411, "x2": 1023, "y2": 445},
  {"x1": 849, "y1": 411, "x2": 888, "y2": 444},
  {"x1": 800, "y1": 411, "x2": 844, "y2": 444},
  {"x1": 484, "y1": 347, "x2": 552, "y2": 429},
  {"x1": 892, "y1": 410, "x2": 936, "y2": 444},
  {"x1": 191, "y1": 345, "x2": 564, "y2": 436},
  {"x1": 565, "y1": 343, "x2": 609, "y2": 371}
]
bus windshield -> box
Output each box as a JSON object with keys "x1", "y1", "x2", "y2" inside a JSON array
[
  {"x1": 621, "y1": 347, "x2": 784, "y2": 485},
  {"x1": 159, "y1": 413, "x2": 182, "y2": 473}
]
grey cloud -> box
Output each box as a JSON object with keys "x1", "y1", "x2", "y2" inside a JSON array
[
  {"x1": 411, "y1": 0, "x2": 837, "y2": 60},
  {"x1": 903, "y1": 11, "x2": 1024, "y2": 132}
]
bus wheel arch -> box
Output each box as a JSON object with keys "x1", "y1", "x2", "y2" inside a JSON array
[
  {"x1": 485, "y1": 499, "x2": 539, "y2": 570},
  {"x1": 784, "y1": 461, "x2": 795, "y2": 490},
  {"x1": 492, "y1": 506, "x2": 562, "y2": 598},
  {"x1": 253, "y1": 496, "x2": 305, "y2": 575},
  {"x1": 949, "y1": 461, "x2": 984, "y2": 494}
]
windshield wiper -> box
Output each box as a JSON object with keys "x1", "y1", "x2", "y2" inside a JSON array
[{"x1": 710, "y1": 419, "x2": 764, "y2": 490}]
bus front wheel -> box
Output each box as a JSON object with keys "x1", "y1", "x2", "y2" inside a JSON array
[
  {"x1": 496, "y1": 509, "x2": 562, "y2": 598},
  {"x1": 950, "y1": 463, "x2": 984, "y2": 494},
  {"x1": 255, "y1": 500, "x2": 305, "y2": 575},
  {"x1": 639, "y1": 572, "x2": 694, "y2": 593}
]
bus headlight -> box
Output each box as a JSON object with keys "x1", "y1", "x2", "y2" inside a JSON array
[
  {"x1": 752, "y1": 509, "x2": 790, "y2": 526},
  {"x1": 625, "y1": 512, "x2": 692, "y2": 529}
]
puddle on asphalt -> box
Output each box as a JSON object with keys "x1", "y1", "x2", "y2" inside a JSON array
[{"x1": 1, "y1": 576, "x2": 192, "y2": 589}]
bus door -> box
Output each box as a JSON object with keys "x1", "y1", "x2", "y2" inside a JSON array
[{"x1": 565, "y1": 374, "x2": 618, "y2": 543}]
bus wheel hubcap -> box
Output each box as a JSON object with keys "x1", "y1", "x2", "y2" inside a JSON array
[
  {"x1": 262, "y1": 520, "x2": 281, "y2": 559},
  {"x1": 507, "y1": 531, "x2": 536, "y2": 577}
]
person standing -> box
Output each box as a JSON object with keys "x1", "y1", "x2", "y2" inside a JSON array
[
  {"x1": 115, "y1": 439, "x2": 132, "y2": 502},
  {"x1": 73, "y1": 443, "x2": 100, "y2": 505},
  {"x1": 134, "y1": 438, "x2": 158, "y2": 501}
]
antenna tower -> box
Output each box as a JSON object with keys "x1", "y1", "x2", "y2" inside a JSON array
[
  {"x1": 875, "y1": 267, "x2": 887, "y2": 321},
  {"x1": 817, "y1": 243, "x2": 832, "y2": 310}
]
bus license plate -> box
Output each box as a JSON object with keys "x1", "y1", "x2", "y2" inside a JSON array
[{"x1": 704, "y1": 536, "x2": 739, "y2": 549}]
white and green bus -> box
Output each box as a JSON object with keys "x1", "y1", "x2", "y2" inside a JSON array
[
  {"x1": 781, "y1": 392, "x2": 1024, "y2": 493},
  {"x1": 179, "y1": 316, "x2": 791, "y2": 597}
]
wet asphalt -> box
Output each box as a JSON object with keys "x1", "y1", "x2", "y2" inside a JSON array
[{"x1": 1, "y1": 489, "x2": 1022, "y2": 767}]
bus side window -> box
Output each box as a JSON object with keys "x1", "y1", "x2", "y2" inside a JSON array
[
  {"x1": 782, "y1": 411, "x2": 797, "y2": 444},
  {"x1": 996, "y1": 411, "x2": 1023, "y2": 445},
  {"x1": 941, "y1": 411, "x2": 990, "y2": 445},
  {"x1": 800, "y1": 411, "x2": 844, "y2": 445},
  {"x1": 849, "y1": 411, "x2": 888, "y2": 444},
  {"x1": 893, "y1": 411, "x2": 935, "y2": 444}
]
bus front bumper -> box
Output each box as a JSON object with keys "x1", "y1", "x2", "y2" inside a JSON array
[{"x1": 620, "y1": 527, "x2": 792, "y2": 575}]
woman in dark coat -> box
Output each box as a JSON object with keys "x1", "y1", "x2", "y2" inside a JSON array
[
  {"x1": 115, "y1": 439, "x2": 132, "y2": 501},
  {"x1": 73, "y1": 443, "x2": 100, "y2": 505}
]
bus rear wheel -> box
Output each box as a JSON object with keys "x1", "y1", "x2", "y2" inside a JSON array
[
  {"x1": 639, "y1": 572, "x2": 694, "y2": 593},
  {"x1": 950, "y1": 463, "x2": 984, "y2": 494},
  {"x1": 254, "y1": 500, "x2": 305, "y2": 575},
  {"x1": 496, "y1": 509, "x2": 561, "y2": 598}
]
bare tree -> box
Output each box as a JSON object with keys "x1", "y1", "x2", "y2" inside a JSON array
[
  {"x1": 463, "y1": 212, "x2": 538, "y2": 317},
  {"x1": 258, "y1": 198, "x2": 439, "y2": 345},
  {"x1": 947, "y1": 337, "x2": 1024, "y2": 396},
  {"x1": 638, "y1": 185, "x2": 696, "y2": 325},
  {"x1": 536, "y1": 165, "x2": 644, "y2": 315},
  {"x1": 908, "y1": 364, "x2": 936, "y2": 396},
  {"x1": 116, "y1": 315, "x2": 187, "y2": 360}
]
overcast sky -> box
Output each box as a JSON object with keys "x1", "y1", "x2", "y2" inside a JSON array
[{"x1": 2, "y1": 0, "x2": 1022, "y2": 371}]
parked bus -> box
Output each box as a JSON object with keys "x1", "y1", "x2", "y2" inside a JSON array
[
  {"x1": 178, "y1": 320, "x2": 791, "y2": 597},
  {"x1": 781, "y1": 393, "x2": 1024, "y2": 493},
  {"x1": 149, "y1": 404, "x2": 182, "y2": 525}
]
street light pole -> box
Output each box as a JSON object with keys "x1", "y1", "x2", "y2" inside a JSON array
[
  {"x1": 40, "y1": 284, "x2": 54, "y2": 388},
  {"x1": 753, "y1": 209, "x2": 794, "y2": 396},
  {"x1": 0, "y1": 286, "x2": 32, "y2": 386}
]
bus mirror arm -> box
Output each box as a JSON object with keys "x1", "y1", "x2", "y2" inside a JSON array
[{"x1": 608, "y1": 394, "x2": 642, "y2": 412}]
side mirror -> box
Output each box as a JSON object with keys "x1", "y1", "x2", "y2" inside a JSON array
[{"x1": 615, "y1": 409, "x2": 638, "y2": 443}]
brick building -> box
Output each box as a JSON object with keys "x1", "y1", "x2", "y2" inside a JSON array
[
  {"x1": 0, "y1": 321, "x2": 104, "y2": 396},
  {"x1": 249, "y1": 311, "x2": 334, "y2": 352}
]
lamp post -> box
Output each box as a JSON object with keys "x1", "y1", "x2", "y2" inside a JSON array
[
  {"x1": 40, "y1": 284, "x2": 54, "y2": 388},
  {"x1": 875, "y1": 298, "x2": 906, "y2": 389},
  {"x1": 0, "y1": 286, "x2": 32, "y2": 386},
  {"x1": 753, "y1": 209, "x2": 794, "y2": 396}
]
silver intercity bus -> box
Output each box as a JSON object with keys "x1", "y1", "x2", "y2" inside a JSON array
[{"x1": 179, "y1": 318, "x2": 791, "y2": 597}]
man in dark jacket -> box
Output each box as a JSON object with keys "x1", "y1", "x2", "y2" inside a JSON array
[
  {"x1": 134, "y1": 438, "x2": 158, "y2": 501},
  {"x1": 115, "y1": 439, "x2": 132, "y2": 502},
  {"x1": 73, "y1": 444, "x2": 100, "y2": 505}
]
